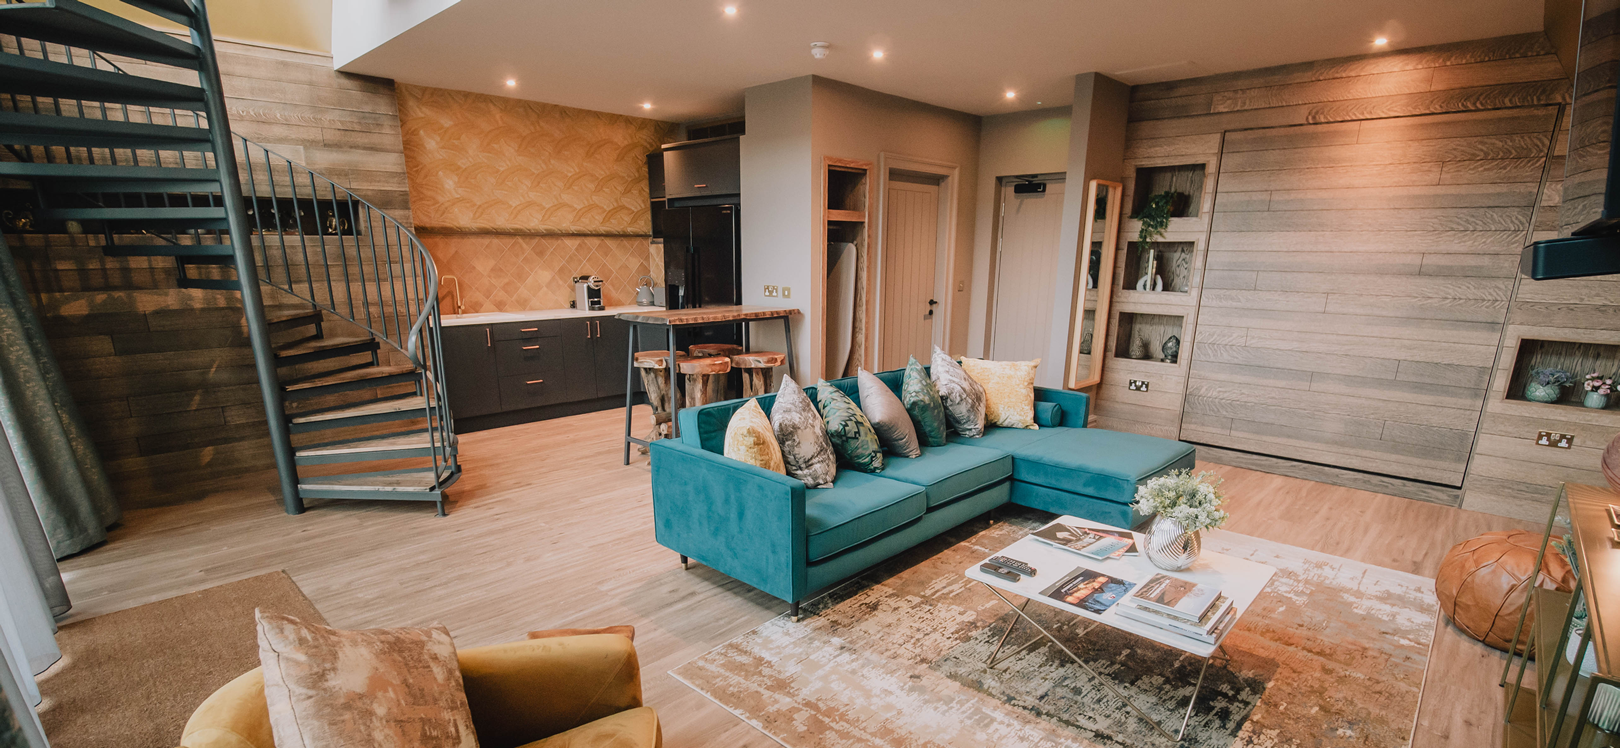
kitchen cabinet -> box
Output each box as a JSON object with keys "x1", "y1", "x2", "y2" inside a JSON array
[
  {"x1": 663, "y1": 136, "x2": 739, "y2": 201},
  {"x1": 594, "y1": 317, "x2": 632, "y2": 399},
  {"x1": 441, "y1": 324, "x2": 501, "y2": 418},
  {"x1": 559, "y1": 318, "x2": 597, "y2": 403}
]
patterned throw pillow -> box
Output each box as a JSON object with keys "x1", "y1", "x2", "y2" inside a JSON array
[
  {"x1": 816, "y1": 379, "x2": 886, "y2": 472},
  {"x1": 901, "y1": 356, "x2": 948, "y2": 447},
  {"x1": 857, "y1": 369, "x2": 920, "y2": 458},
  {"x1": 930, "y1": 346, "x2": 986, "y2": 438},
  {"x1": 256, "y1": 612, "x2": 477, "y2": 748},
  {"x1": 960, "y1": 357, "x2": 1041, "y2": 429},
  {"x1": 724, "y1": 398, "x2": 785, "y2": 473},
  {"x1": 769, "y1": 377, "x2": 837, "y2": 488}
]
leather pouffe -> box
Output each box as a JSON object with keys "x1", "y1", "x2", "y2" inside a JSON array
[{"x1": 1435, "y1": 530, "x2": 1577, "y2": 653}]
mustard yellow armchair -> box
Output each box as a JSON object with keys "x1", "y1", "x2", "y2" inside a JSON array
[{"x1": 180, "y1": 634, "x2": 661, "y2": 748}]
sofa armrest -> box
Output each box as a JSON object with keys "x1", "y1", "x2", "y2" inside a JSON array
[
  {"x1": 649, "y1": 440, "x2": 807, "y2": 602},
  {"x1": 458, "y1": 635, "x2": 643, "y2": 747},
  {"x1": 1035, "y1": 387, "x2": 1089, "y2": 427}
]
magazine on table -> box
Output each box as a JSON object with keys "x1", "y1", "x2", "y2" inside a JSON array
[
  {"x1": 1129, "y1": 573, "x2": 1220, "y2": 622},
  {"x1": 1041, "y1": 567, "x2": 1136, "y2": 614},
  {"x1": 1116, "y1": 594, "x2": 1235, "y2": 643},
  {"x1": 1030, "y1": 521, "x2": 1135, "y2": 559}
]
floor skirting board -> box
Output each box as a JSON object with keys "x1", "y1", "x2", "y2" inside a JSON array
[{"x1": 1191, "y1": 444, "x2": 1463, "y2": 508}]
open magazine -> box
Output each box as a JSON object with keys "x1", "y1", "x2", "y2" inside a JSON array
[
  {"x1": 1040, "y1": 567, "x2": 1136, "y2": 614},
  {"x1": 1030, "y1": 521, "x2": 1135, "y2": 559}
]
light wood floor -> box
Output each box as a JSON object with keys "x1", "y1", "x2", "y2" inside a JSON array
[{"x1": 59, "y1": 407, "x2": 1535, "y2": 747}]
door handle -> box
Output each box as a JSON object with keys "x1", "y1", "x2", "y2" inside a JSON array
[
  {"x1": 584, "y1": 321, "x2": 590, "y2": 339},
  {"x1": 595, "y1": 320, "x2": 601, "y2": 337},
  {"x1": 485, "y1": 328, "x2": 491, "y2": 347},
  {"x1": 928, "y1": 299, "x2": 939, "y2": 306},
  {"x1": 522, "y1": 345, "x2": 539, "y2": 350},
  {"x1": 525, "y1": 379, "x2": 545, "y2": 385},
  {"x1": 521, "y1": 327, "x2": 538, "y2": 332}
]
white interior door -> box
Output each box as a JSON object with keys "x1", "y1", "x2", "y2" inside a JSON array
[
  {"x1": 991, "y1": 179, "x2": 1066, "y2": 362},
  {"x1": 879, "y1": 178, "x2": 941, "y2": 370}
]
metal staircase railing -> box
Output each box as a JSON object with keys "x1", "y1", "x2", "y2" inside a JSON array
[{"x1": 0, "y1": 0, "x2": 459, "y2": 514}]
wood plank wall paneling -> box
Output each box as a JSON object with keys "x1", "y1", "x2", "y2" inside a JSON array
[
  {"x1": 4, "y1": 40, "x2": 413, "y2": 509},
  {"x1": 1099, "y1": 32, "x2": 1575, "y2": 509}
]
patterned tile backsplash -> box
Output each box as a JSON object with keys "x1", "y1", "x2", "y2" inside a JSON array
[{"x1": 424, "y1": 233, "x2": 657, "y2": 314}]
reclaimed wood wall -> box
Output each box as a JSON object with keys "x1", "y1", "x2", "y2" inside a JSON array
[
  {"x1": 1099, "y1": 33, "x2": 1590, "y2": 513},
  {"x1": 5, "y1": 40, "x2": 411, "y2": 509}
]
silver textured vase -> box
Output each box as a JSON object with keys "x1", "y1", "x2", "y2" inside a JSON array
[{"x1": 1145, "y1": 516, "x2": 1201, "y2": 571}]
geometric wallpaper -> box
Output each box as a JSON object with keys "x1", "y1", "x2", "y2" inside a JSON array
[{"x1": 396, "y1": 84, "x2": 676, "y2": 235}]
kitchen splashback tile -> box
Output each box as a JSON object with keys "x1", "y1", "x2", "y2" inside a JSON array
[{"x1": 422, "y1": 233, "x2": 652, "y2": 314}]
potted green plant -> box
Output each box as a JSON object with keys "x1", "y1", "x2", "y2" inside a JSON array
[
  {"x1": 1583, "y1": 373, "x2": 1614, "y2": 409},
  {"x1": 1132, "y1": 191, "x2": 1179, "y2": 292},
  {"x1": 1525, "y1": 368, "x2": 1576, "y2": 404},
  {"x1": 1133, "y1": 469, "x2": 1228, "y2": 571}
]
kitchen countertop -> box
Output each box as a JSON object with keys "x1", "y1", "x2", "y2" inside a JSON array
[{"x1": 441, "y1": 305, "x2": 661, "y2": 327}]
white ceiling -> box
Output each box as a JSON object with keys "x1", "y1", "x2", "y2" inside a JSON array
[{"x1": 338, "y1": 0, "x2": 1545, "y2": 123}]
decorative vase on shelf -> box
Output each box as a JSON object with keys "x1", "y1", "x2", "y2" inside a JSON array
[
  {"x1": 1128, "y1": 334, "x2": 1149, "y2": 360},
  {"x1": 1144, "y1": 516, "x2": 1201, "y2": 571},
  {"x1": 1079, "y1": 331, "x2": 1093, "y2": 355},
  {"x1": 1524, "y1": 382, "x2": 1563, "y2": 403},
  {"x1": 1586, "y1": 391, "x2": 1610, "y2": 409},
  {"x1": 1161, "y1": 335, "x2": 1180, "y2": 364}
]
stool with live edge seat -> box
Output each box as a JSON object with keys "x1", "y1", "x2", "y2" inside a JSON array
[
  {"x1": 633, "y1": 350, "x2": 687, "y2": 448},
  {"x1": 679, "y1": 356, "x2": 732, "y2": 408},
  {"x1": 731, "y1": 351, "x2": 786, "y2": 398},
  {"x1": 690, "y1": 344, "x2": 745, "y2": 398}
]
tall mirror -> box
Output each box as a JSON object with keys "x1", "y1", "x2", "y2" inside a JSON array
[{"x1": 1066, "y1": 179, "x2": 1122, "y2": 390}]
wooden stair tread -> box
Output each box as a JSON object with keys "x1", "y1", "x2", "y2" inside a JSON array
[
  {"x1": 0, "y1": 52, "x2": 205, "y2": 109},
  {"x1": 289, "y1": 395, "x2": 425, "y2": 424},
  {"x1": 0, "y1": 0, "x2": 201, "y2": 68},
  {"x1": 274, "y1": 335, "x2": 374, "y2": 358},
  {"x1": 296, "y1": 431, "x2": 447, "y2": 457},
  {"x1": 266, "y1": 308, "x2": 321, "y2": 325},
  {"x1": 299, "y1": 467, "x2": 447, "y2": 491},
  {"x1": 284, "y1": 364, "x2": 415, "y2": 391}
]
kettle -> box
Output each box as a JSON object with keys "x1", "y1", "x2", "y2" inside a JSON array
[{"x1": 635, "y1": 275, "x2": 657, "y2": 306}]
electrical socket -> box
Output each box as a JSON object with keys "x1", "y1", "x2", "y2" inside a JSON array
[
  {"x1": 781, "y1": 286, "x2": 791, "y2": 299},
  {"x1": 763, "y1": 285, "x2": 779, "y2": 298},
  {"x1": 1537, "y1": 431, "x2": 1574, "y2": 449},
  {"x1": 1128, "y1": 379, "x2": 1150, "y2": 392}
]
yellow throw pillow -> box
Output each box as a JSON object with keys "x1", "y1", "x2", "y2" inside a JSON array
[
  {"x1": 960, "y1": 358, "x2": 1040, "y2": 430},
  {"x1": 724, "y1": 399, "x2": 786, "y2": 473}
]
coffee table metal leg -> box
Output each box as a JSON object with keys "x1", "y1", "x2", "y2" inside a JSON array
[
  {"x1": 980, "y1": 583, "x2": 1183, "y2": 743},
  {"x1": 1176, "y1": 655, "x2": 1212, "y2": 740}
]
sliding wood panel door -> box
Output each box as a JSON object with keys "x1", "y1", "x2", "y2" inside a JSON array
[{"x1": 1182, "y1": 106, "x2": 1557, "y2": 487}]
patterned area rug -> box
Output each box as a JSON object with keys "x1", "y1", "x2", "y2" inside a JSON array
[{"x1": 671, "y1": 511, "x2": 1437, "y2": 747}]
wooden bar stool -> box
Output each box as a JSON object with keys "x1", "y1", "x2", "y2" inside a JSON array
[
  {"x1": 731, "y1": 351, "x2": 786, "y2": 398},
  {"x1": 689, "y1": 343, "x2": 744, "y2": 359},
  {"x1": 679, "y1": 356, "x2": 732, "y2": 408},
  {"x1": 634, "y1": 350, "x2": 687, "y2": 444}
]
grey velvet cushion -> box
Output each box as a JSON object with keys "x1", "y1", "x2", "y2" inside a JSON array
[
  {"x1": 931, "y1": 346, "x2": 986, "y2": 438},
  {"x1": 769, "y1": 376, "x2": 837, "y2": 488},
  {"x1": 857, "y1": 368, "x2": 921, "y2": 458}
]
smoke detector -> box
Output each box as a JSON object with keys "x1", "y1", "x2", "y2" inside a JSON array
[{"x1": 810, "y1": 42, "x2": 830, "y2": 59}]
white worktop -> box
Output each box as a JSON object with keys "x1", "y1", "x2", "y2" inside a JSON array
[{"x1": 441, "y1": 305, "x2": 661, "y2": 327}]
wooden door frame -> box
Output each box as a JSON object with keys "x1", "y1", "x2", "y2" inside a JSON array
[{"x1": 873, "y1": 152, "x2": 959, "y2": 368}]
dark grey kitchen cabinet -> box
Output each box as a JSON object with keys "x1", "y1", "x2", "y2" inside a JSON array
[
  {"x1": 594, "y1": 317, "x2": 633, "y2": 399},
  {"x1": 441, "y1": 324, "x2": 501, "y2": 419},
  {"x1": 559, "y1": 318, "x2": 597, "y2": 403}
]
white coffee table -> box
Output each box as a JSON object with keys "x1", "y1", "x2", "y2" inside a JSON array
[{"x1": 964, "y1": 515, "x2": 1275, "y2": 742}]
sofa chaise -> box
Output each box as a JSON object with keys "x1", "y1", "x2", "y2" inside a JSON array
[{"x1": 649, "y1": 367, "x2": 1195, "y2": 618}]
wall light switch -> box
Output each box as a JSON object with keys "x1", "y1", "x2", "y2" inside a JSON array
[
  {"x1": 1537, "y1": 430, "x2": 1574, "y2": 449},
  {"x1": 1128, "y1": 379, "x2": 1149, "y2": 392},
  {"x1": 781, "y1": 286, "x2": 791, "y2": 299},
  {"x1": 763, "y1": 285, "x2": 779, "y2": 298}
]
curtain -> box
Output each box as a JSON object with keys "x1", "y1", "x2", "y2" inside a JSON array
[
  {"x1": 0, "y1": 234, "x2": 118, "y2": 559},
  {"x1": 0, "y1": 625, "x2": 49, "y2": 748}
]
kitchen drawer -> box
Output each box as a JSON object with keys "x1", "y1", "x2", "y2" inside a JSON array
[
  {"x1": 497, "y1": 372, "x2": 563, "y2": 411},
  {"x1": 495, "y1": 337, "x2": 564, "y2": 377},
  {"x1": 493, "y1": 320, "x2": 562, "y2": 341}
]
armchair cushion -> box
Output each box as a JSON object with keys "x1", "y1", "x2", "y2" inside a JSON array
[
  {"x1": 460, "y1": 636, "x2": 644, "y2": 748},
  {"x1": 514, "y1": 707, "x2": 661, "y2": 748},
  {"x1": 880, "y1": 443, "x2": 1012, "y2": 508},
  {"x1": 805, "y1": 472, "x2": 926, "y2": 562}
]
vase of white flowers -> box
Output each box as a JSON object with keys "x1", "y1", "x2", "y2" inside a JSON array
[{"x1": 1134, "y1": 470, "x2": 1229, "y2": 571}]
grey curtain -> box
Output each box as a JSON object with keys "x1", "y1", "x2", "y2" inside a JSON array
[{"x1": 0, "y1": 233, "x2": 119, "y2": 564}]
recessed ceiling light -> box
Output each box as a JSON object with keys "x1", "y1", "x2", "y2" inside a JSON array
[
  {"x1": 872, "y1": 50, "x2": 884, "y2": 59},
  {"x1": 505, "y1": 78, "x2": 516, "y2": 86},
  {"x1": 641, "y1": 102, "x2": 653, "y2": 109},
  {"x1": 1005, "y1": 91, "x2": 1016, "y2": 99},
  {"x1": 1374, "y1": 37, "x2": 1388, "y2": 45},
  {"x1": 723, "y1": 5, "x2": 737, "y2": 14}
]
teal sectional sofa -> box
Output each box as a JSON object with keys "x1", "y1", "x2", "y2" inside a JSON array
[{"x1": 648, "y1": 368, "x2": 1195, "y2": 618}]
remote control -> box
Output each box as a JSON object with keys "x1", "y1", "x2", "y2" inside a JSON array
[
  {"x1": 985, "y1": 556, "x2": 1036, "y2": 577},
  {"x1": 980, "y1": 563, "x2": 1021, "y2": 583}
]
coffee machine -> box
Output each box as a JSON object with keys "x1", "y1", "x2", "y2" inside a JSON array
[{"x1": 572, "y1": 275, "x2": 604, "y2": 311}]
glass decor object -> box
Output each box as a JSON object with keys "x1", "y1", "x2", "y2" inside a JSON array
[
  {"x1": 1144, "y1": 516, "x2": 1201, "y2": 571},
  {"x1": 1133, "y1": 470, "x2": 1228, "y2": 572}
]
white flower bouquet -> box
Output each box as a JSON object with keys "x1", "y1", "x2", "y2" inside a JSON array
[{"x1": 1133, "y1": 469, "x2": 1229, "y2": 532}]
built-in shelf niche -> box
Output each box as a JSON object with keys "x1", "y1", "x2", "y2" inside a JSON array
[
  {"x1": 1130, "y1": 163, "x2": 1206, "y2": 218},
  {"x1": 1506, "y1": 338, "x2": 1620, "y2": 410},
  {"x1": 827, "y1": 167, "x2": 868, "y2": 215},
  {"x1": 1114, "y1": 312, "x2": 1185, "y2": 364},
  {"x1": 1075, "y1": 308, "x2": 1097, "y2": 356},
  {"x1": 1120, "y1": 241, "x2": 1194, "y2": 294},
  {"x1": 824, "y1": 158, "x2": 872, "y2": 379}
]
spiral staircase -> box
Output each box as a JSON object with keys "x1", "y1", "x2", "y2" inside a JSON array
[{"x1": 0, "y1": 0, "x2": 460, "y2": 514}]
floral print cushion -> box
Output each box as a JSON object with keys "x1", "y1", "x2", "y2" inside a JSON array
[
  {"x1": 815, "y1": 379, "x2": 886, "y2": 473},
  {"x1": 769, "y1": 377, "x2": 837, "y2": 488},
  {"x1": 930, "y1": 346, "x2": 986, "y2": 438},
  {"x1": 901, "y1": 356, "x2": 948, "y2": 447}
]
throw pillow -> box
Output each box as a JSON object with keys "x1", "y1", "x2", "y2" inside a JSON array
[
  {"x1": 961, "y1": 357, "x2": 1041, "y2": 429},
  {"x1": 769, "y1": 377, "x2": 837, "y2": 488},
  {"x1": 901, "y1": 356, "x2": 948, "y2": 447},
  {"x1": 816, "y1": 378, "x2": 886, "y2": 472},
  {"x1": 723, "y1": 399, "x2": 786, "y2": 474},
  {"x1": 256, "y1": 611, "x2": 477, "y2": 748},
  {"x1": 857, "y1": 369, "x2": 921, "y2": 457},
  {"x1": 1034, "y1": 401, "x2": 1064, "y2": 428},
  {"x1": 930, "y1": 346, "x2": 986, "y2": 438}
]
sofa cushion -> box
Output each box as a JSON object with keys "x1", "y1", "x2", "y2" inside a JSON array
[
  {"x1": 805, "y1": 472, "x2": 927, "y2": 562},
  {"x1": 1034, "y1": 402, "x2": 1063, "y2": 428},
  {"x1": 931, "y1": 346, "x2": 986, "y2": 437},
  {"x1": 859, "y1": 368, "x2": 921, "y2": 457},
  {"x1": 1009, "y1": 428, "x2": 1196, "y2": 503},
  {"x1": 770, "y1": 377, "x2": 836, "y2": 488},
  {"x1": 949, "y1": 424, "x2": 1065, "y2": 452},
  {"x1": 960, "y1": 357, "x2": 1040, "y2": 430},
  {"x1": 881, "y1": 442, "x2": 1012, "y2": 508},
  {"x1": 901, "y1": 356, "x2": 949, "y2": 447},
  {"x1": 724, "y1": 399, "x2": 785, "y2": 474},
  {"x1": 817, "y1": 378, "x2": 886, "y2": 473}
]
